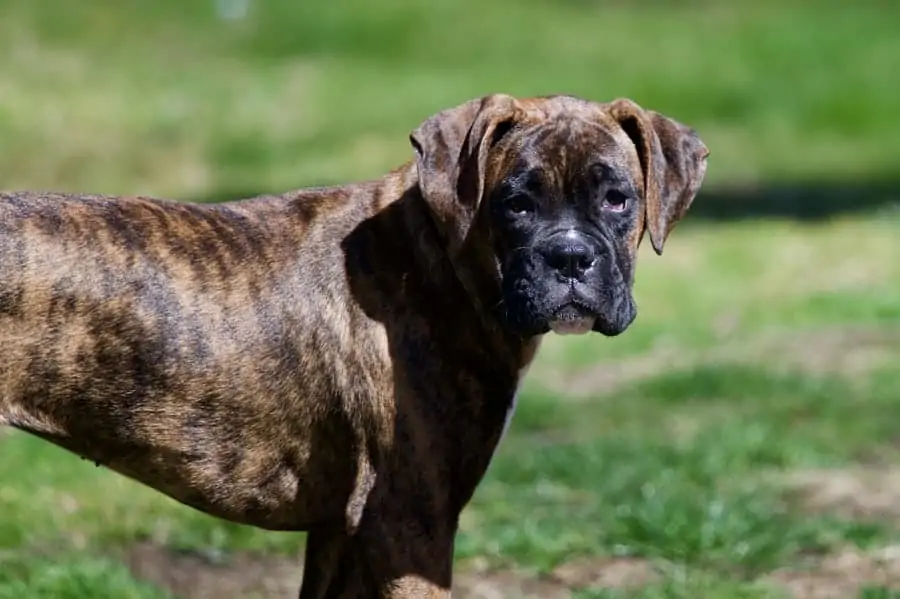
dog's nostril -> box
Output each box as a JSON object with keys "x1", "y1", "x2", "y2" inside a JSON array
[{"x1": 545, "y1": 243, "x2": 596, "y2": 279}]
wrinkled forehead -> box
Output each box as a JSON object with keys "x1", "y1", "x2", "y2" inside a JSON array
[{"x1": 492, "y1": 112, "x2": 641, "y2": 191}]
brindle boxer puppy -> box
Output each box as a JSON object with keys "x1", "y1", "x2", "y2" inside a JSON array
[{"x1": 0, "y1": 94, "x2": 708, "y2": 597}]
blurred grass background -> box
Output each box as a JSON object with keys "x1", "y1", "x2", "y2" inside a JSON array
[
  {"x1": 1, "y1": 1, "x2": 899, "y2": 598},
  {"x1": 2, "y1": 0, "x2": 899, "y2": 197}
]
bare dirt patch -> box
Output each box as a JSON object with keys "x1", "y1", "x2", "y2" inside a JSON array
[
  {"x1": 765, "y1": 546, "x2": 900, "y2": 599},
  {"x1": 124, "y1": 542, "x2": 301, "y2": 599},
  {"x1": 453, "y1": 568, "x2": 570, "y2": 599},
  {"x1": 456, "y1": 555, "x2": 658, "y2": 599},
  {"x1": 786, "y1": 467, "x2": 900, "y2": 522},
  {"x1": 550, "y1": 556, "x2": 660, "y2": 590},
  {"x1": 540, "y1": 325, "x2": 898, "y2": 399},
  {"x1": 767, "y1": 468, "x2": 900, "y2": 597},
  {"x1": 123, "y1": 542, "x2": 658, "y2": 598}
]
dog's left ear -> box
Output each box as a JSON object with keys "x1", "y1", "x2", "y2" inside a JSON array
[
  {"x1": 410, "y1": 94, "x2": 521, "y2": 255},
  {"x1": 608, "y1": 99, "x2": 710, "y2": 255}
]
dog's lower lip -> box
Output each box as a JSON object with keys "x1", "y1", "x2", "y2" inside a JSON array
[
  {"x1": 551, "y1": 302, "x2": 595, "y2": 321},
  {"x1": 549, "y1": 303, "x2": 596, "y2": 336}
]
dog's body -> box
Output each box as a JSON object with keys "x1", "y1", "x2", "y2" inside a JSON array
[{"x1": 0, "y1": 94, "x2": 708, "y2": 597}]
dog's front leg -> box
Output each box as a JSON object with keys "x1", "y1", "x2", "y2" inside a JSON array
[
  {"x1": 298, "y1": 482, "x2": 456, "y2": 599},
  {"x1": 299, "y1": 521, "x2": 455, "y2": 599}
]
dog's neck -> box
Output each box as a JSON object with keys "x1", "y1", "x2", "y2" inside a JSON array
[
  {"x1": 338, "y1": 164, "x2": 541, "y2": 507},
  {"x1": 395, "y1": 162, "x2": 537, "y2": 371},
  {"x1": 396, "y1": 167, "x2": 543, "y2": 505}
]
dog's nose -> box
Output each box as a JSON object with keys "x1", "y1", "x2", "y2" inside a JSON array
[{"x1": 541, "y1": 233, "x2": 597, "y2": 280}]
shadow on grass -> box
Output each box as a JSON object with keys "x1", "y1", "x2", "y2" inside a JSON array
[
  {"x1": 690, "y1": 177, "x2": 900, "y2": 222},
  {"x1": 191, "y1": 176, "x2": 900, "y2": 222}
]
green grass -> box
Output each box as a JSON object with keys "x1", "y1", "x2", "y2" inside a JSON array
[
  {"x1": 2, "y1": 0, "x2": 900, "y2": 597},
  {"x1": 460, "y1": 366, "x2": 899, "y2": 570},
  {"x1": 0, "y1": 554, "x2": 174, "y2": 599},
  {"x1": 575, "y1": 584, "x2": 900, "y2": 599},
  {"x1": 1, "y1": 1, "x2": 899, "y2": 197},
  {"x1": 573, "y1": 578, "x2": 788, "y2": 599}
]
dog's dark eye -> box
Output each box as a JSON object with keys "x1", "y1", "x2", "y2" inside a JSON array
[
  {"x1": 506, "y1": 194, "x2": 535, "y2": 216},
  {"x1": 602, "y1": 190, "x2": 629, "y2": 213}
]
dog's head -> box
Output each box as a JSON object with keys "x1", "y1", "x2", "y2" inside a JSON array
[{"x1": 410, "y1": 94, "x2": 709, "y2": 338}]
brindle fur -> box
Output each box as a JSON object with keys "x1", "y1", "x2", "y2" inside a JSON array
[{"x1": 0, "y1": 94, "x2": 708, "y2": 597}]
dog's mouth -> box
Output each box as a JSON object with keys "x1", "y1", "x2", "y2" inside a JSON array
[
  {"x1": 501, "y1": 271, "x2": 631, "y2": 338},
  {"x1": 547, "y1": 302, "x2": 596, "y2": 336}
]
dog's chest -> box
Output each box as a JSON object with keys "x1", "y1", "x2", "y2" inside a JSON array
[
  {"x1": 500, "y1": 361, "x2": 534, "y2": 442},
  {"x1": 500, "y1": 388, "x2": 522, "y2": 444},
  {"x1": 490, "y1": 338, "x2": 542, "y2": 471}
]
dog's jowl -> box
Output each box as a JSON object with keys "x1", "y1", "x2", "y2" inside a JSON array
[{"x1": 0, "y1": 94, "x2": 708, "y2": 598}]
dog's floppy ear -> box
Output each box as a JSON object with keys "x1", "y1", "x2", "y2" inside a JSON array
[
  {"x1": 410, "y1": 94, "x2": 521, "y2": 255},
  {"x1": 608, "y1": 99, "x2": 709, "y2": 255}
]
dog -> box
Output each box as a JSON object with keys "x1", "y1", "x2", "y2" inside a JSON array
[{"x1": 0, "y1": 93, "x2": 708, "y2": 598}]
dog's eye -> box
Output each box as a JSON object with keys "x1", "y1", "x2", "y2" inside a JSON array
[
  {"x1": 506, "y1": 194, "x2": 535, "y2": 216},
  {"x1": 602, "y1": 190, "x2": 629, "y2": 212}
]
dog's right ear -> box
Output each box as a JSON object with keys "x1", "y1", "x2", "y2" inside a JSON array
[{"x1": 410, "y1": 94, "x2": 521, "y2": 256}]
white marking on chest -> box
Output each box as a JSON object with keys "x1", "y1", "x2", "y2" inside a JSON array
[
  {"x1": 500, "y1": 338, "x2": 543, "y2": 445},
  {"x1": 483, "y1": 339, "x2": 544, "y2": 474},
  {"x1": 500, "y1": 370, "x2": 528, "y2": 443}
]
